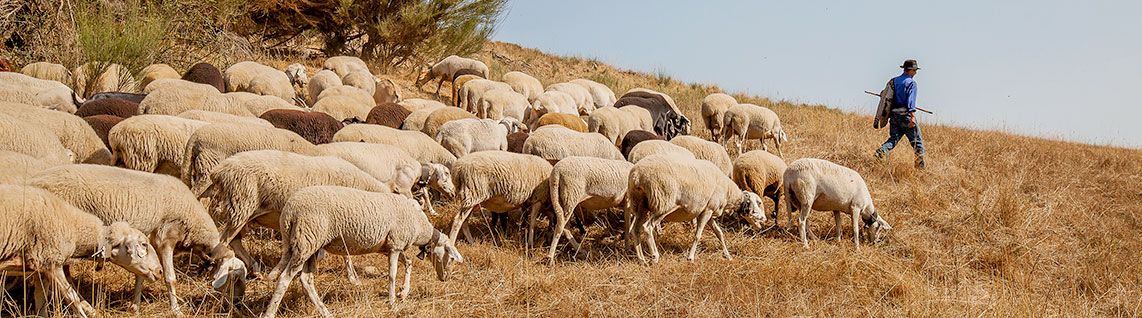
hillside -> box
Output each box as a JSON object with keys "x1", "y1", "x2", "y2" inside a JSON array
[{"x1": 60, "y1": 41, "x2": 1142, "y2": 317}]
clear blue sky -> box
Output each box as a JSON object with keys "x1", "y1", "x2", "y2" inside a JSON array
[{"x1": 492, "y1": 1, "x2": 1142, "y2": 148}]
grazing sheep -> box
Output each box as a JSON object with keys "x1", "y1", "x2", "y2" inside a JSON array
[
  {"x1": 316, "y1": 142, "x2": 456, "y2": 216},
  {"x1": 312, "y1": 94, "x2": 374, "y2": 122},
  {"x1": 422, "y1": 106, "x2": 478, "y2": 137},
  {"x1": 0, "y1": 150, "x2": 52, "y2": 184},
  {"x1": 626, "y1": 154, "x2": 767, "y2": 263},
  {"x1": 525, "y1": 90, "x2": 578, "y2": 127},
  {"x1": 260, "y1": 109, "x2": 343, "y2": 144},
  {"x1": 198, "y1": 150, "x2": 393, "y2": 275},
  {"x1": 139, "y1": 64, "x2": 180, "y2": 90},
  {"x1": 449, "y1": 151, "x2": 553, "y2": 244},
  {"x1": 522, "y1": 125, "x2": 623, "y2": 164},
  {"x1": 315, "y1": 85, "x2": 376, "y2": 110},
  {"x1": 460, "y1": 79, "x2": 512, "y2": 113},
  {"x1": 306, "y1": 70, "x2": 342, "y2": 105},
  {"x1": 619, "y1": 130, "x2": 664, "y2": 158},
  {"x1": 398, "y1": 98, "x2": 447, "y2": 112},
  {"x1": 323, "y1": 56, "x2": 370, "y2": 78},
  {"x1": 285, "y1": 63, "x2": 308, "y2": 87},
  {"x1": 546, "y1": 82, "x2": 595, "y2": 114},
  {"x1": 242, "y1": 95, "x2": 302, "y2": 116},
  {"x1": 87, "y1": 91, "x2": 146, "y2": 104},
  {"x1": 502, "y1": 71, "x2": 543, "y2": 102},
  {"x1": 721, "y1": 103, "x2": 788, "y2": 156},
  {"x1": 182, "y1": 123, "x2": 321, "y2": 195},
  {"x1": 76, "y1": 97, "x2": 139, "y2": 118},
  {"x1": 476, "y1": 88, "x2": 529, "y2": 120},
  {"x1": 452, "y1": 68, "x2": 485, "y2": 81},
  {"x1": 177, "y1": 110, "x2": 273, "y2": 127},
  {"x1": 783, "y1": 158, "x2": 893, "y2": 250},
  {"x1": 0, "y1": 184, "x2": 162, "y2": 318},
  {"x1": 671, "y1": 135, "x2": 733, "y2": 176},
  {"x1": 570, "y1": 78, "x2": 617, "y2": 108},
  {"x1": 400, "y1": 103, "x2": 446, "y2": 132},
  {"x1": 416, "y1": 55, "x2": 489, "y2": 95},
  {"x1": 182, "y1": 62, "x2": 225, "y2": 92},
  {"x1": 30, "y1": 165, "x2": 249, "y2": 313},
  {"x1": 20, "y1": 61, "x2": 72, "y2": 84},
  {"x1": 374, "y1": 78, "x2": 401, "y2": 105},
  {"x1": 73, "y1": 62, "x2": 137, "y2": 97},
  {"x1": 342, "y1": 71, "x2": 377, "y2": 96},
  {"x1": 733, "y1": 150, "x2": 788, "y2": 226},
  {"x1": 435, "y1": 118, "x2": 525, "y2": 157},
  {"x1": 451, "y1": 74, "x2": 483, "y2": 107},
  {"x1": 107, "y1": 115, "x2": 208, "y2": 176},
  {"x1": 546, "y1": 156, "x2": 633, "y2": 263},
  {"x1": 138, "y1": 82, "x2": 256, "y2": 117},
  {"x1": 535, "y1": 112, "x2": 588, "y2": 132},
  {"x1": 365, "y1": 102, "x2": 412, "y2": 129},
  {"x1": 615, "y1": 88, "x2": 691, "y2": 139},
  {"x1": 588, "y1": 106, "x2": 641, "y2": 145},
  {"x1": 0, "y1": 72, "x2": 82, "y2": 113},
  {"x1": 223, "y1": 61, "x2": 294, "y2": 101},
  {"x1": 261, "y1": 186, "x2": 463, "y2": 318},
  {"x1": 626, "y1": 140, "x2": 694, "y2": 164},
  {"x1": 332, "y1": 124, "x2": 457, "y2": 167},
  {"x1": 701, "y1": 93, "x2": 737, "y2": 141},
  {"x1": 83, "y1": 114, "x2": 124, "y2": 149},
  {"x1": 0, "y1": 102, "x2": 111, "y2": 164},
  {"x1": 506, "y1": 132, "x2": 529, "y2": 153}
]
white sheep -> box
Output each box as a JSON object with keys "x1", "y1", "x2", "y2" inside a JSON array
[
  {"x1": 522, "y1": 125, "x2": 624, "y2": 164},
  {"x1": 475, "y1": 88, "x2": 530, "y2": 120},
  {"x1": 333, "y1": 124, "x2": 458, "y2": 167},
  {"x1": 0, "y1": 102, "x2": 111, "y2": 164},
  {"x1": 0, "y1": 150, "x2": 51, "y2": 184},
  {"x1": 182, "y1": 123, "x2": 322, "y2": 195},
  {"x1": 29, "y1": 165, "x2": 248, "y2": 313},
  {"x1": 198, "y1": 150, "x2": 394, "y2": 276},
  {"x1": 316, "y1": 142, "x2": 458, "y2": 213},
  {"x1": 626, "y1": 139, "x2": 694, "y2": 164},
  {"x1": 459, "y1": 78, "x2": 512, "y2": 113},
  {"x1": 670, "y1": 135, "x2": 733, "y2": 176},
  {"x1": 312, "y1": 85, "x2": 377, "y2": 121},
  {"x1": 416, "y1": 55, "x2": 490, "y2": 95},
  {"x1": 142, "y1": 78, "x2": 217, "y2": 94},
  {"x1": 588, "y1": 106, "x2": 642, "y2": 146},
  {"x1": 525, "y1": 90, "x2": 578, "y2": 127},
  {"x1": 721, "y1": 103, "x2": 788, "y2": 156},
  {"x1": 570, "y1": 78, "x2": 617, "y2": 108},
  {"x1": 545, "y1": 156, "x2": 633, "y2": 264},
  {"x1": 620, "y1": 105, "x2": 655, "y2": 131},
  {"x1": 0, "y1": 184, "x2": 161, "y2": 318},
  {"x1": 223, "y1": 61, "x2": 295, "y2": 101},
  {"x1": 421, "y1": 106, "x2": 477, "y2": 137},
  {"x1": 400, "y1": 103, "x2": 446, "y2": 131},
  {"x1": 139, "y1": 64, "x2": 181, "y2": 90},
  {"x1": 323, "y1": 56, "x2": 371, "y2": 78},
  {"x1": 701, "y1": 93, "x2": 737, "y2": 141},
  {"x1": 108, "y1": 115, "x2": 208, "y2": 177},
  {"x1": 0, "y1": 112, "x2": 74, "y2": 165},
  {"x1": 546, "y1": 82, "x2": 595, "y2": 115},
  {"x1": 783, "y1": 158, "x2": 892, "y2": 250},
  {"x1": 732, "y1": 150, "x2": 788, "y2": 228},
  {"x1": 261, "y1": 186, "x2": 463, "y2": 317},
  {"x1": 285, "y1": 63, "x2": 308, "y2": 87},
  {"x1": 435, "y1": 117, "x2": 525, "y2": 157},
  {"x1": 73, "y1": 62, "x2": 137, "y2": 97},
  {"x1": 20, "y1": 61, "x2": 72, "y2": 84},
  {"x1": 240, "y1": 95, "x2": 303, "y2": 116},
  {"x1": 177, "y1": 109, "x2": 274, "y2": 127},
  {"x1": 449, "y1": 150, "x2": 553, "y2": 246},
  {"x1": 138, "y1": 82, "x2": 257, "y2": 117},
  {"x1": 342, "y1": 70, "x2": 377, "y2": 96},
  {"x1": 626, "y1": 154, "x2": 767, "y2": 264},
  {"x1": 306, "y1": 69, "x2": 342, "y2": 105},
  {"x1": 502, "y1": 71, "x2": 543, "y2": 103},
  {"x1": 398, "y1": 98, "x2": 447, "y2": 112},
  {"x1": 0, "y1": 71, "x2": 81, "y2": 113}
]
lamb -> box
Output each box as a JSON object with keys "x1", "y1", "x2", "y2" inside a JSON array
[
  {"x1": 619, "y1": 130, "x2": 663, "y2": 158},
  {"x1": 475, "y1": 88, "x2": 530, "y2": 120},
  {"x1": 83, "y1": 114, "x2": 124, "y2": 149},
  {"x1": 373, "y1": 78, "x2": 401, "y2": 105},
  {"x1": 421, "y1": 106, "x2": 478, "y2": 137},
  {"x1": 451, "y1": 74, "x2": 483, "y2": 107},
  {"x1": 182, "y1": 123, "x2": 322, "y2": 195},
  {"x1": 0, "y1": 113, "x2": 74, "y2": 165},
  {"x1": 620, "y1": 105, "x2": 655, "y2": 131},
  {"x1": 670, "y1": 136, "x2": 733, "y2": 176},
  {"x1": 0, "y1": 102, "x2": 112, "y2": 164},
  {"x1": 139, "y1": 64, "x2": 181, "y2": 89},
  {"x1": 502, "y1": 71, "x2": 543, "y2": 102},
  {"x1": 306, "y1": 69, "x2": 342, "y2": 104},
  {"x1": 721, "y1": 103, "x2": 788, "y2": 156},
  {"x1": 316, "y1": 142, "x2": 456, "y2": 215},
  {"x1": 449, "y1": 151, "x2": 553, "y2": 245},
  {"x1": 626, "y1": 154, "x2": 767, "y2": 264},
  {"x1": 365, "y1": 102, "x2": 412, "y2": 129},
  {"x1": 20, "y1": 61, "x2": 72, "y2": 84},
  {"x1": 783, "y1": 158, "x2": 893, "y2": 250},
  {"x1": 138, "y1": 82, "x2": 256, "y2": 117},
  {"x1": 459, "y1": 78, "x2": 512, "y2": 113},
  {"x1": 545, "y1": 156, "x2": 633, "y2": 264},
  {"x1": 535, "y1": 112, "x2": 588, "y2": 132},
  {"x1": 285, "y1": 63, "x2": 308, "y2": 87},
  {"x1": 29, "y1": 165, "x2": 249, "y2": 313},
  {"x1": 588, "y1": 106, "x2": 642, "y2": 145},
  {"x1": 0, "y1": 150, "x2": 51, "y2": 184},
  {"x1": 241, "y1": 95, "x2": 303, "y2": 116},
  {"x1": 546, "y1": 82, "x2": 595, "y2": 114},
  {"x1": 570, "y1": 78, "x2": 617, "y2": 108},
  {"x1": 0, "y1": 184, "x2": 162, "y2": 318},
  {"x1": 524, "y1": 90, "x2": 578, "y2": 127},
  {"x1": 701, "y1": 93, "x2": 737, "y2": 141},
  {"x1": 332, "y1": 124, "x2": 457, "y2": 167},
  {"x1": 75, "y1": 97, "x2": 139, "y2": 118},
  {"x1": 626, "y1": 140, "x2": 694, "y2": 164},
  {"x1": 223, "y1": 61, "x2": 295, "y2": 101},
  {"x1": 416, "y1": 55, "x2": 489, "y2": 95},
  {"x1": 342, "y1": 71, "x2": 377, "y2": 96},
  {"x1": 73, "y1": 62, "x2": 137, "y2": 97},
  {"x1": 323, "y1": 56, "x2": 370, "y2": 78},
  {"x1": 181, "y1": 62, "x2": 225, "y2": 92},
  {"x1": 435, "y1": 117, "x2": 526, "y2": 158},
  {"x1": 522, "y1": 125, "x2": 623, "y2": 164},
  {"x1": 107, "y1": 115, "x2": 208, "y2": 176},
  {"x1": 198, "y1": 150, "x2": 394, "y2": 275},
  {"x1": 177, "y1": 110, "x2": 274, "y2": 127},
  {"x1": 260, "y1": 109, "x2": 344, "y2": 144},
  {"x1": 506, "y1": 131, "x2": 528, "y2": 153},
  {"x1": 400, "y1": 103, "x2": 446, "y2": 131},
  {"x1": 261, "y1": 186, "x2": 463, "y2": 318},
  {"x1": 0, "y1": 72, "x2": 82, "y2": 113},
  {"x1": 614, "y1": 88, "x2": 691, "y2": 139},
  {"x1": 732, "y1": 150, "x2": 788, "y2": 227}
]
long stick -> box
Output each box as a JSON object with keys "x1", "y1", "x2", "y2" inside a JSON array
[{"x1": 864, "y1": 91, "x2": 934, "y2": 114}]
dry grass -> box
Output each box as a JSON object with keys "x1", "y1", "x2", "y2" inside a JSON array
[{"x1": 8, "y1": 41, "x2": 1141, "y2": 317}]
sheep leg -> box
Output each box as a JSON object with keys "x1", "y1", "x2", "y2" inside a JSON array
[
  {"x1": 434, "y1": 77, "x2": 445, "y2": 95},
  {"x1": 32, "y1": 274, "x2": 47, "y2": 317},
  {"x1": 419, "y1": 187, "x2": 438, "y2": 216},
  {"x1": 631, "y1": 212, "x2": 647, "y2": 263},
  {"x1": 261, "y1": 255, "x2": 304, "y2": 318},
  {"x1": 230, "y1": 233, "x2": 260, "y2": 276},
  {"x1": 398, "y1": 253, "x2": 413, "y2": 299},
  {"x1": 547, "y1": 204, "x2": 571, "y2": 265},
  {"x1": 387, "y1": 251, "x2": 400, "y2": 306},
  {"x1": 644, "y1": 218, "x2": 662, "y2": 265},
  {"x1": 832, "y1": 211, "x2": 844, "y2": 241},
  {"x1": 851, "y1": 208, "x2": 862, "y2": 251},
  {"x1": 798, "y1": 206, "x2": 811, "y2": 249},
  {"x1": 298, "y1": 257, "x2": 330, "y2": 318},
  {"x1": 449, "y1": 205, "x2": 478, "y2": 243},
  {"x1": 47, "y1": 266, "x2": 96, "y2": 318},
  {"x1": 131, "y1": 275, "x2": 145, "y2": 311},
  {"x1": 709, "y1": 220, "x2": 732, "y2": 260},
  {"x1": 159, "y1": 244, "x2": 182, "y2": 313},
  {"x1": 687, "y1": 211, "x2": 713, "y2": 261},
  {"x1": 526, "y1": 203, "x2": 541, "y2": 251}
]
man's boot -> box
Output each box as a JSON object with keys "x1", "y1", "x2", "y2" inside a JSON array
[
  {"x1": 915, "y1": 155, "x2": 926, "y2": 169},
  {"x1": 874, "y1": 149, "x2": 887, "y2": 160}
]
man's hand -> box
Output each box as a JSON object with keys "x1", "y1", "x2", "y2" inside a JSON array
[{"x1": 907, "y1": 112, "x2": 917, "y2": 128}]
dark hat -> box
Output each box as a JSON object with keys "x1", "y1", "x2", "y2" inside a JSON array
[{"x1": 900, "y1": 59, "x2": 920, "y2": 70}]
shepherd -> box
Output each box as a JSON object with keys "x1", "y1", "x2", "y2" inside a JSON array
[{"x1": 874, "y1": 59, "x2": 926, "y2": 168}]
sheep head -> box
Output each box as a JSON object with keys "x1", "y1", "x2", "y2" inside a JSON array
[
  {"x1": 101, "y1": 222, "x2": 161, "y2": 283},
  {"x1": 737, "y1": 191, "x2": 767, "y2": 230},
  {"x1": 210, "y1": 257, "x2": 248, "y2": 301},
  {"x1": 498, "y1": 117, "x2": 527, "y2": 133},
  {"x1": 426, "y1": 230, "x2": 464, "y2": 281},
  {"x1": 286, "y1": 63, "x2": 308, "y2": 87},
  {"x1": 861, "y1": 209, "x2": 893, "y2": 243},
  {"x1": 423, "y1": 163, "x2": 455, "y2": 197}
]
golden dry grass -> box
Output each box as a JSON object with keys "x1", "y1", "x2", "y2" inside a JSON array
[{"x1": 7, "y1": 41, "x2": 1141, "y2": 317}]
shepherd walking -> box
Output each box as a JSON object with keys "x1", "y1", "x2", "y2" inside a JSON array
[{"x1": 874, "y1": 59, "x2": 926, "y2": 168}]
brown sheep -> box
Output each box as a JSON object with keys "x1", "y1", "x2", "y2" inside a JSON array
[
  {"x1": 181, "y1": 62, "x2": 224, "y2": 92},
  {"x1": 422, "y1": 107, "x2": 477, "y2": 137},
  {"x1": 364, "y1": 102, "x2": 412, "y2": 129},
  {"x1": 259, "y1": 109, "x2": 343, "y2": 144},
  {"x1": 373, "y1": 78, "x2": 401, "y2": 105},
  {"x1": 452, "y1": 74, "x2": 482, "y2": 107},
  {"x1": 506, "y1": 131, "x2": 528, "y2": 153},
  {"x1": 0, "y1": 58, "x2": 12, "y2": 72},
  {"x1": 75, "y1": 98, "x2": 139, "y2": 118},
  {"x1": 732, "y1": 150, "x2": 788, "y2": 225},
  {"x1": 535, "y1": 113, "x2": 588, "y2": 132},
  {"x1": 82, "y1": 115, "x2": 125, "y2": 149},
  {"x1": 620, "y1": 130, "x2": 664, "y2": 158}
]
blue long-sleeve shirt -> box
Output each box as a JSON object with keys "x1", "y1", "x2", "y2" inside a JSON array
[{"x1": 892, "y1": 73, "x2": 917, "y2": 113}]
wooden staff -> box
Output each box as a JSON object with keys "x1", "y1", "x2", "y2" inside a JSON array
[{"x1": 864, "y1": 91, "x2": 934, "y2": 114}]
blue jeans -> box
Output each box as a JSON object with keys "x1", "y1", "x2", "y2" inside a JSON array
[{"x1": 879, "y1": 113, "x2": 925, "y2": 157}]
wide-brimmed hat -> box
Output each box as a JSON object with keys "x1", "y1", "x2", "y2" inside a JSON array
[{"x1": 900, "y1": 59, "x2": 920, "y2": 70}]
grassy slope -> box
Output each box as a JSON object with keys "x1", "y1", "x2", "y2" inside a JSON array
[{"x1": 55, "y1": 41, "x2": 1140, "y2": 317}]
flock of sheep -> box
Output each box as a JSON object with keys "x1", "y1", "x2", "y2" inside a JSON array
[{"x1": 0, "y1": 54, "x2": 893, "y2": 318}]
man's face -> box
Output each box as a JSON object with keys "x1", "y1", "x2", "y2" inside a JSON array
[{"x1": 906, "y1": 69, "x2": 918, "y2": 76}]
